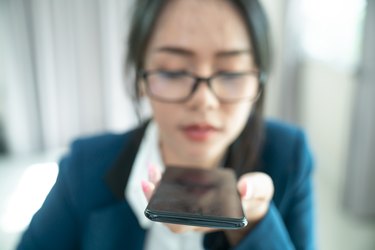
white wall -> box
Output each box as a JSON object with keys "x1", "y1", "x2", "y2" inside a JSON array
[
  {"x1": 300, "y1": 60, "x2": 356, "y2": 192},
  {"x1": 260, "y1": 0, "x2": 286, "y2": 119}
]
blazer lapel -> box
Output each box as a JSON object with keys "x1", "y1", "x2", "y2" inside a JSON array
[
  {"x1": 83, "y1": 201, "x2": 147, "y2": 250},
  {"x1": 105, "y1": 121, "x2": 148, "y2": 200},
  {"x1": 82, "y1": 121, "x2": 149, "y2": 249}
]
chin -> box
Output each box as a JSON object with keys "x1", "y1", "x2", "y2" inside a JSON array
[{"x1": 185, "y1": 148, "x2": 222, "y2": 164}]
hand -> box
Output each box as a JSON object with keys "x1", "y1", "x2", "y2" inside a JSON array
[
  {"x1": 237, "y1": 172, "x2": 274, "y2": 224},
  {"x1": 225, "y1": 172, "x2": 274, "y2": 245},
  {"x1": 141, "y1": 164, "x2": 274, "y2": 238}
]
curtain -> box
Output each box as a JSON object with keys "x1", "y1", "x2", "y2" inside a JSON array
[
  {"x1": 343, "y1": 0, "x2": 375, "y2": 217},
  {"x1": 277, "y1": 0, "x2": 304, "y2": 123},
  {"x1": 1, "y1": 0, "x2": 137, "y2": 155}
]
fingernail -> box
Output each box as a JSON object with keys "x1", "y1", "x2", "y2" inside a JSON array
[{"x1": 141, "y1": 180, "x2": 149, "y2": 193}]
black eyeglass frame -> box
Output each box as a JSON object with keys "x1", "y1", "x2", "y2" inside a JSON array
[{"x1": 139, "y1": 70, "x2": 264, "y2": 103}]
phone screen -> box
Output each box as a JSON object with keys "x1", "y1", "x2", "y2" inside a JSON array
[{"x1": 144, "y1": 166, "x2": 247, "y2": 229}]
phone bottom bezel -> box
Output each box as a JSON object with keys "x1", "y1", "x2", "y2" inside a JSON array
[{"x1": 144, "y1": 209, "x2": 248, "y2": 230}]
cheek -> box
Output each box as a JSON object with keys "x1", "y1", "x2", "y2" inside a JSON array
[
  {"x1": 149, "y1": 101, "x2": 179, "y2": 130},
  {"x1": 224, "y1": 103, "x2": 253, "y2": 138}
]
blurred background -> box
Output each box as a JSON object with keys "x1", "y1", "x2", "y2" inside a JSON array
[{"x1": 0, "y1": 0, "x2": 374, "y2": 249}]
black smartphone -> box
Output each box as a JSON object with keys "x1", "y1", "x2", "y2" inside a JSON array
[{"x1": 144, "y1": 166, "x2": 247, "y2": 229}]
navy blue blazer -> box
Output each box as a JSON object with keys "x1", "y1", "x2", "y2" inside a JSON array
[{"x1": 17, "y1": 120, "x2": 315, "y2": 250}]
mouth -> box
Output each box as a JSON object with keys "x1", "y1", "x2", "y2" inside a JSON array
[{"x1": 180, "y1": 123, "x2": 221, "y2": 142}]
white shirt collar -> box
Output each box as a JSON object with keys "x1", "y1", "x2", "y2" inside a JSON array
[
  {"x1": 125, "y1": 120, "x2": 165, "y2": 229},
  {"x1": 125, "y1": 121, "x2": 204, "y2": 250}
]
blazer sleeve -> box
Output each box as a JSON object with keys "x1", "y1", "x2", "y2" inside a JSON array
[
  {"x1": 204, "y1": 132, "x2": 315, "y2": 250},
  {"x1": 17, "y1": 144, "x2": 82, "y2": 250},
  {"x1": 235, "y1": 130, "x2": 315, "y2": 250}
]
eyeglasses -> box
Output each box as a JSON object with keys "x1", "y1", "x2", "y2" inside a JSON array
[{"x1": 139, "y1": 70, "x2": 261, "y2": 103}]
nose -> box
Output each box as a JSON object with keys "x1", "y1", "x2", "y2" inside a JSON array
[{"x1": 185, "y1": 80, "x2": 220, "y2": 110}]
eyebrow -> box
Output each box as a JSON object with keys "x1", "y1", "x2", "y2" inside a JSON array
[
  {"x1": 216, "y1": 49, "x2": 253, "y2": 58},
  {"x1": 154, "y1": 46, "x2": 252, "y2": 58},
  {"x1": 154, "y1": 47, "x2": 194, "y2": 57}
]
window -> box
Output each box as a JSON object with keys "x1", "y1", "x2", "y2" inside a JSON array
[{"x1": 300, "y1": 0, "x2": 367, "y2": 70}]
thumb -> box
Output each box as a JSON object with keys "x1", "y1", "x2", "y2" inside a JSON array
[{"x1": 237, "y1": 172, "x2": 274, "y2": 200}]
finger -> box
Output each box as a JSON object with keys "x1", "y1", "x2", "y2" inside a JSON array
[
  {"x1": 148, "y1": 162, "x2": 162, "y2": 185},
  {"x1": 237, "y1": 172, "x2": 274, "y2": 201},
  {"x1": 141, "y1": 180, "x2": 155, "y2": 201},
  {"x1": 237, "y1": 177, "x2": 253, "y2": 199},
  {"x1": 242, "y1": 198, "x2": 268, "y2": 211},
  {"x1": 242, "y1": 199, "x2": 270, "y2": 221},
  {"x1": 164, "y1": 224, "x2": 189, "y2": 233},
  {"x1": 164, "y1": 223, "x2": 217, "y2": 234},
  {"x1": 251, "y1": 173, "x2": 274, "y2": 200},
  {"x1": 164, "y1": 223, "x2": 197, "y2": 234}
]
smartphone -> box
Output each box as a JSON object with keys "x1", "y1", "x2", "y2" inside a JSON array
[{"x1": 144, "y1": 166, "x2": 247, "y2": 229}]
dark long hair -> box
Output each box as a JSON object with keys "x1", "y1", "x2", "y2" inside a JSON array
[{"x1": 125, "y1": 0, "x2": 272, "y2": 176}]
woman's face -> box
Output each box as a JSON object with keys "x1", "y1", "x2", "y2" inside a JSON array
[{"x1": 143, "y1": 0, "x2": 258, "y2": 168}]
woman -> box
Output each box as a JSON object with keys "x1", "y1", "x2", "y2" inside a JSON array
[{"x1": 17, "y1": 0, "x2": 315, "y2": 249}]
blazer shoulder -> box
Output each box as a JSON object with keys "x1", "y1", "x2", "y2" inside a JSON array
[
  {"x1": 70, "y1": 130, "x2": 132, "y2": 155},
  {"x1": 67, "y1": 124, "x2": 145, "y2": 163},
  {"x1": 263, "y1": 119, "x2": 310, "y2": 157},
  {"x1": 262, "y1": 119, "x2": 314, "y2": 186},
  {"x1": 57, "y1": 125, "x2": 145, "y2": 208},
  {"x1": 265, "y1": 120, "x2": 303, "y2": 142}
]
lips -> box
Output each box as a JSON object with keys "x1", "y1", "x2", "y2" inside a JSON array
[{"x1": 181, "y1": 123, "x2": 220, "y2": 142}]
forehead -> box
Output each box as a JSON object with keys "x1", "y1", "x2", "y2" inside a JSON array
[{"x1": 147, "y1": 0, "x2": 252, "y2": 53}]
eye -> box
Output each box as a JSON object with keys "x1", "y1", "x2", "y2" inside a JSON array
[
  {"x1": 223, "y1": 72, "x2": 242, "y2": 77},
  {"x1": 158, "y1": 70, "x2": 189, "y2": 79},
  {"x1": 217, "y1": 72, "x2": 244, "y2": 80}
]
